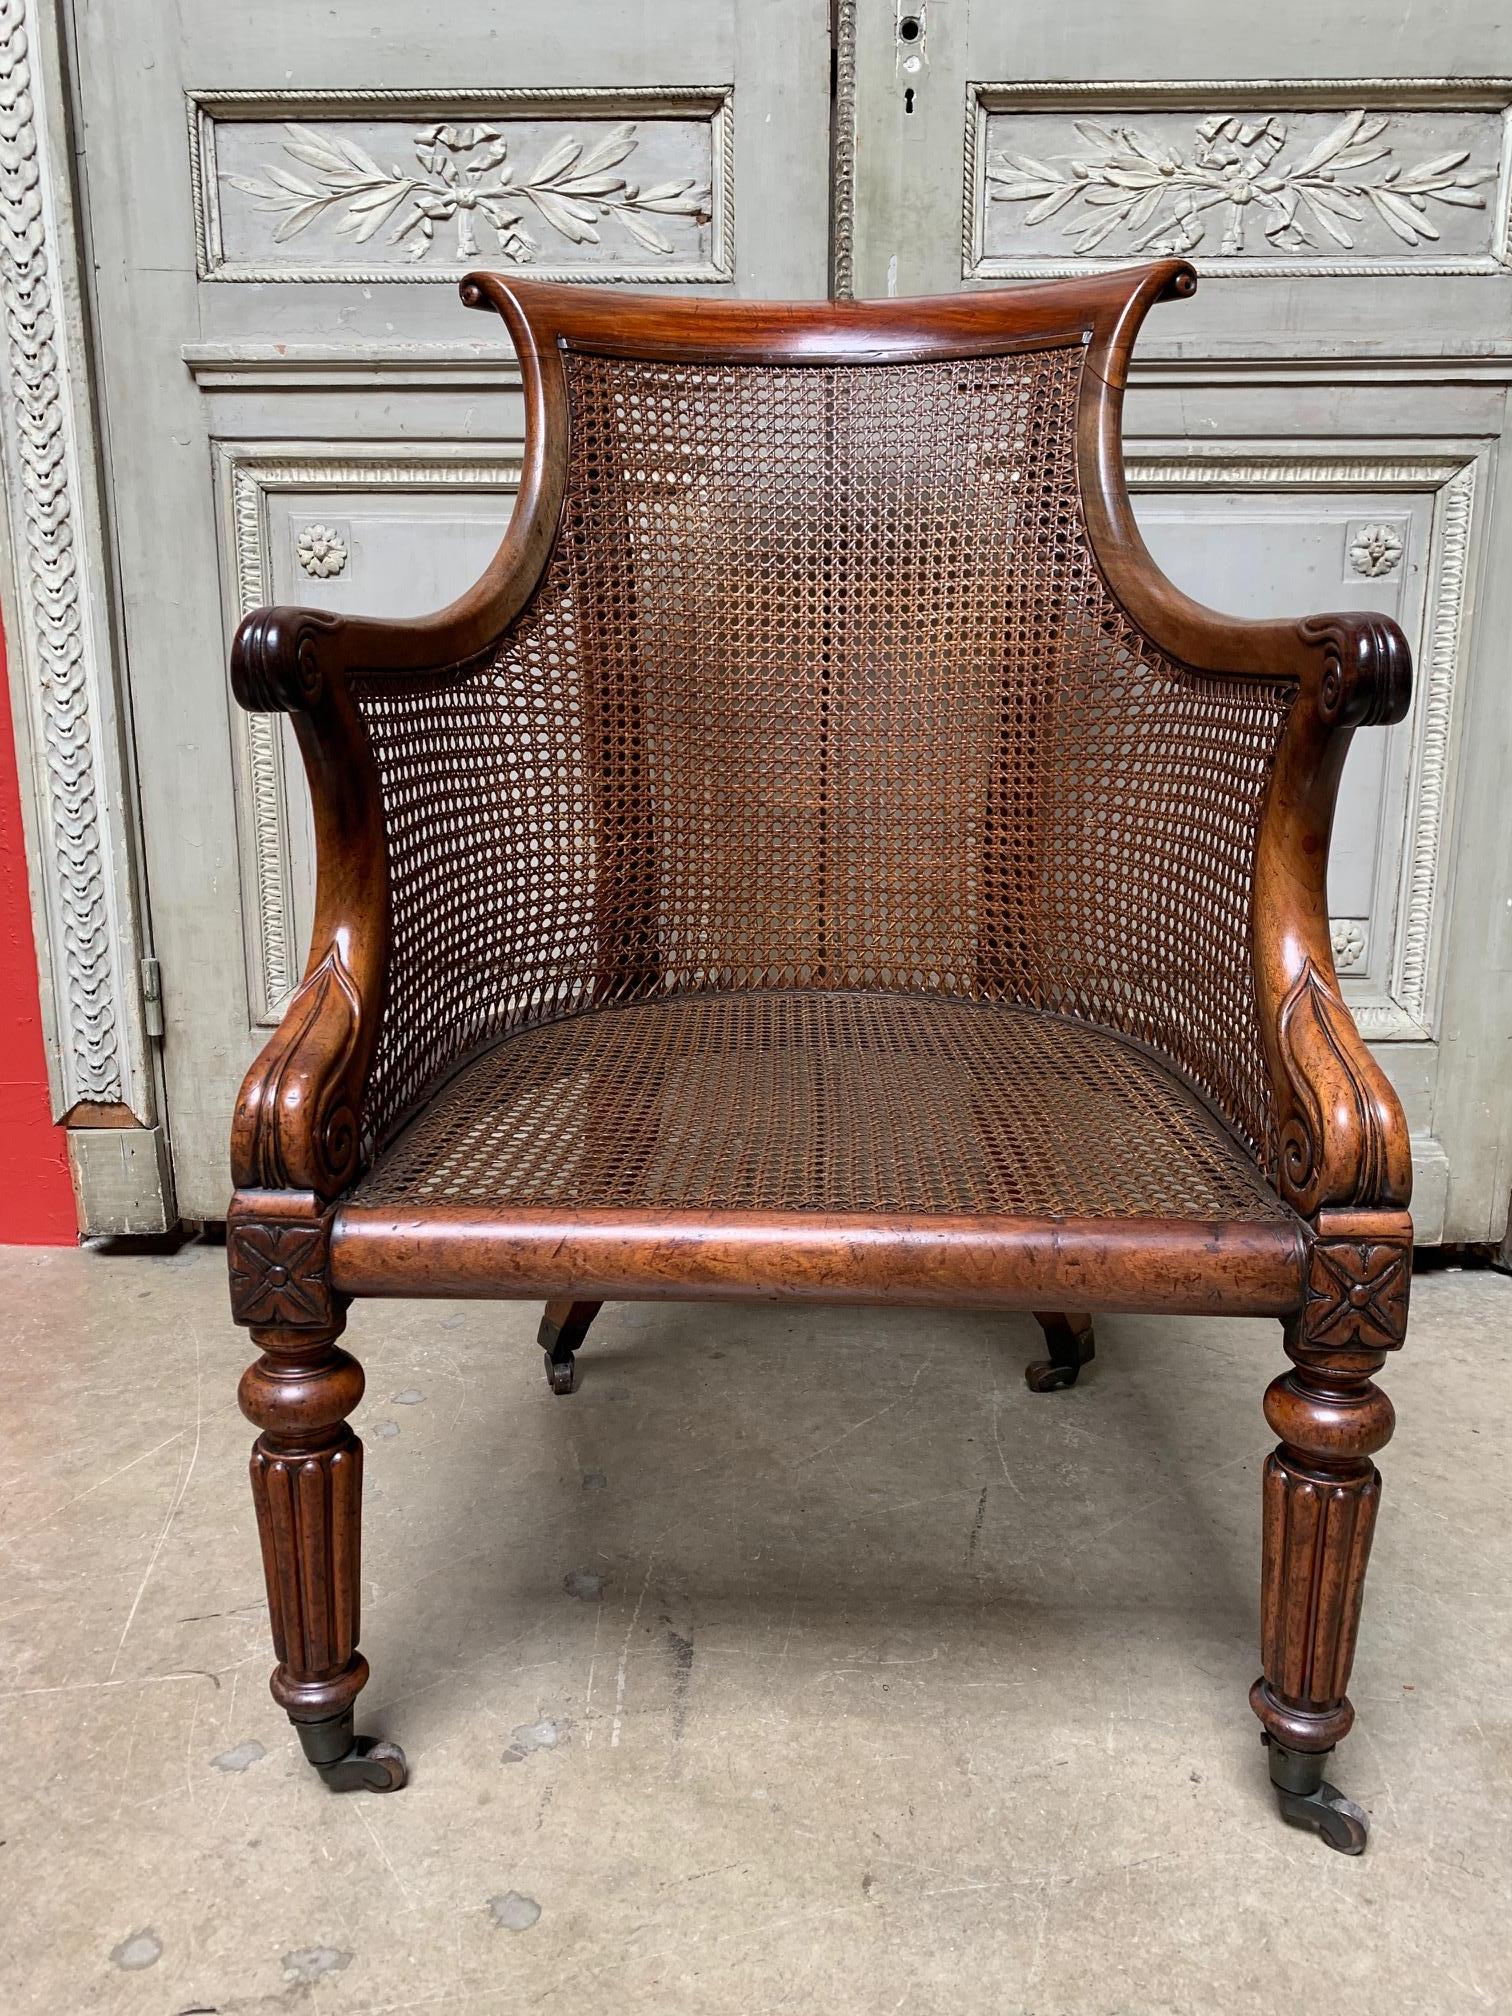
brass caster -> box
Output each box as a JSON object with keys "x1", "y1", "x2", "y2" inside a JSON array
[
  {"x1": 544, "y1": 1348, "x2": 576, "y2": 1396},
  {"x1": 1263, "y1": 1733, "x2": 1367, "y2": 1854},
  {"x1": 296, "y1": 1711, "x2": 409, "y2": 1793},
  {"x1": 1025, "y1": 1312, "x2": 1095, "y2": 1392}
]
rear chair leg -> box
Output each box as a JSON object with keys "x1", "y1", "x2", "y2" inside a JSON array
[
  {"x1": 1025, "y1": 1311, "x2": 1095, "y2": 1391},
  {"x1": 538, "y1": 1299, "x2": 603, "y2": 1395},
  {"x1": 1250, "y1": 1333, "x2": 1396, "y2": 1853},
  {"x1": 240, "y1": 1321, "x2": 407, "y2": 1792}
]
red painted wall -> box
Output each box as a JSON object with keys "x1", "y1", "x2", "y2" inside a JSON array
[{"x1": 0, "y1": 629, "x2": 79, "y2": 1243}]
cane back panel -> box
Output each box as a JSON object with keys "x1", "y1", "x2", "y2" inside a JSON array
[{"x1": 351, "y1": 343, "x2": 1296, "y2": 1170}]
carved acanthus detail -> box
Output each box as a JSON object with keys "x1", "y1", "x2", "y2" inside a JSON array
[
  {"x1": 1275, "y1": 959, "x2": 1402, "y2": 1212},
  {"x1": 234, "y1": 945, "x2": 363, "y2": 1197}
]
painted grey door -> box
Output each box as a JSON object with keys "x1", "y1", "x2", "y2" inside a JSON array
[
  {"x1": 843, "y1": 4, "x2": 1512, "y2": 1241},
  {"x1": 68, "y1": 1, "x2": 833, "y2": 1216}
]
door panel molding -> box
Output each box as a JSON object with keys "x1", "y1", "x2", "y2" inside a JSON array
[
  {"x1": 831, "y1": 0, "x2": 859, "y2": 300},
  {"x1": 965, "y1": 78, "x2": 1512, "y2": 280},
  {"x1": 0, "y1": 0, "x2": 161, "y2": 1218},
  {"x1": 1127, "y1": 446, "x2": 1483, "y2": 1041},
  {"x1": 189, "y1": 86, "x2": 735, "y2": 286},
  {"x1": 216, "y1": 443, "x2": 524, "y2": 1023}
]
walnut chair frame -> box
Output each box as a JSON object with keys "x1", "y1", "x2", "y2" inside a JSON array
[{"x1": 228, "y1": 260, "x2": 1412, "y2": 1846}]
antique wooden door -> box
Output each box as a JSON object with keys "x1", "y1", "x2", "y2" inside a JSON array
[
  {"x1": 843, "y1": 3, "x2": 1512, "y2": 1242},
  {"x1": 48, "y1": 0, "x2": 832, "y2": 1220},
  {"x1": 7, "y1": 2, "x2": 1510, "y2": 1240}
]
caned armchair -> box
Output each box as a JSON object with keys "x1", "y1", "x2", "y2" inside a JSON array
[{"x1": 228, "y1": 260, "x2": 1412, "y2": 1851}]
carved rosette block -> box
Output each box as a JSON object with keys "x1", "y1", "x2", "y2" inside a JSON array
[
  {"x1": 1251, "y1": 1346, "x2": 1395, "y2": 1754},
  {"x1": 240, "y1": 1329, "x2": 369, "y2": 1725},
  {"x1": 1302, "y1": 1209, "x2": 1412, "y2": 1352},
  {"x1": 228, "y1": 1191, "x2": 344, "y2": 1331}
]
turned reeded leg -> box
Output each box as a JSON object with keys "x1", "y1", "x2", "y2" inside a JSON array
[
  {"x1": 538, "y1": 1298, "x2": 603, "y2": 1394},
  {"x1": 1250, "y1": 1337, "x2": 1395, "y2": 1852},
  {"x1": 239, "y1": 1321, "x2": 406, "y2": 1792},
  {"x1": 1025, "y1": 1311, "x2": 1095, "y2": 1391}
]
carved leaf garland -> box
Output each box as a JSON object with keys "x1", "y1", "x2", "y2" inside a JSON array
[
  {"x1": 227, "y1": 119, "x2": 711, "y2": 264},
  {"x1": 986, "y1": 108, "x2": 1496, "y2": 259}
]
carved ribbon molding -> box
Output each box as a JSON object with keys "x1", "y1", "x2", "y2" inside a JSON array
[{"x1": 0, "y1": 0, "x2": 125, "y2": 1105}]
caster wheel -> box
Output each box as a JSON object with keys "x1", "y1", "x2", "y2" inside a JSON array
[
  {"x1": 296, "y1": 1712, "x2": 408, "y2": 1793},
  {"x1": 1025, "y1": 1358, "x2": 1078, "y2": 1392},
  {"x1": 1025, "y1": 1312, "x2": 1094, "y2": 1391},
  {"x1": 544, "y1": 1349, "x2": 576, "y2": 1395},
  {"x1": 1276, "y1": 1779, "x2": 1369, "y2": 1854},
  {"x1": 318, "y1": 1736, "x2": 408, "y2": 1794},
  {"x1": 1263, "y1": 1733, "x2": 1368, "y2": 1853}
]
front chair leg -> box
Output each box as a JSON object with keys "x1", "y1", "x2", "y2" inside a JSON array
[
  {"x1": 1025, "y1": 1310, "x2": 1095, "y2": 1391},
  {"x1": 537, "y1": 1298, "x2": 603, "y2": 1395},
  {"x1": 239, "y1": 1321, "x2": 407, "y2": 1792},
  {"x1": 1250, "y1": 1336, "x2": 1395, "y2": 1853}
]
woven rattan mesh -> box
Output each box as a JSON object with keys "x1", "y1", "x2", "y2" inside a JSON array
[
  {"x1": 352, "y1": 344, "x2": 1295, "y2": 1173},
  {"x1": 349, "y1": 993, "x2": 1291, "y2": 1221}
]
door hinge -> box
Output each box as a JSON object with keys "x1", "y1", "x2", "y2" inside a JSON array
[{"x1": 141, "y1": 956, "x2": 164, "y2": 1039}]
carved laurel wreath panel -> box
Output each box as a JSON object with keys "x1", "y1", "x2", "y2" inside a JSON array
[
  {"x1": 966, "y1": 81, "x2": 1512, "y2": 278},
  {"x1": 190, "y1": 88, "x2": 734, "y2": 284},
  {"x1": 223, "y1": 450, "x2": 523, "y2": 1024},
  {"x1": 1126, "y1": 450, "x2": 1479, "y2": 1041}
]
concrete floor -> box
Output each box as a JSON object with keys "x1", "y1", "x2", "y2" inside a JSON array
[{"x1": 1, "y1": 1244, "x2": 1508, "y2": 2015}]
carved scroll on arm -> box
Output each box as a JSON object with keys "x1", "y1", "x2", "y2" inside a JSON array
[
  {"x1": 229, "y1": 608, "x2": 390, "y2": 1202},
  {"x1": 1254, "y1": 612, "x2": 1414, "y2": 1230}
]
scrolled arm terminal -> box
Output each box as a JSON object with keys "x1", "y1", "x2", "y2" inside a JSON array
[
  {"x1": 1299, "y1": 610, "x2": 1412, "y2": 729},
  {"x1": 231, "y1": 605, "x2": 343, "y2": 714}
]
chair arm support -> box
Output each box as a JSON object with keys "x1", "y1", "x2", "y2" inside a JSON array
[
  {"x1": 230, "y1": 608, "x2": 392, "y2": 1200},
  {"x1": 1254, "y1": 612, "x2": 1414, "y2": 1218}
]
